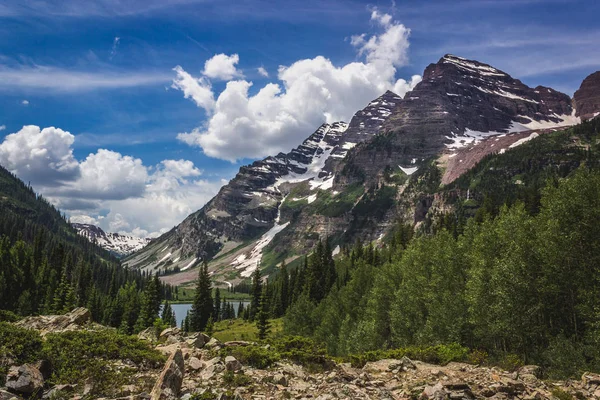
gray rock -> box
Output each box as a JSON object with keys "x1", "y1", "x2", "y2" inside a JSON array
[
  {"x1": 138, "y1": 327, "x2": 159, "y2": 342},
  {"x1": 188, "y1": 357, "x2": 203, "y2": 371},
  {"x1": 272, "y1": 373, "x2": 288, "y2": 386},
  {"x1": 150, "y1": 348, "x2": 185, "y2": 400},
  {"x1": 5, "y1": 364, "x2": 44, "y2": 397},
  {"x1": 225, "y1": 356, "x2": 242, "y2": 372}
]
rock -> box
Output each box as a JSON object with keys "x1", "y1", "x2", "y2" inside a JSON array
[
  {"x1": 0, "y1": 389, "x2": 19, "y2": 400},
  {"x1": 188, "y1": 356, "x2": 204, "y2": 371},
  {"x1": 272, "y1": 373, "x2": 288, "y2": 386},
  {"x1": 150, "y1": 348, "x2": 185, "y2": 400},
  {"x1": 574, "y1": 71, "x2": 600, "y2": 121},
  {"x1": 205, "y1": 337, "x2": 221, "y2": 349},
  {"x1": 582, "y1": 372, "x2": 600, "y2": 387},
  {"x1": 223, "y1": 340, "x2": 252, "y2": 347},
  {"x1": 5, "y1": 364, "x2": 44, "y2": 397},
  {"x1": 42, "y1": 384, "x2": 75, "y2": 400},
  {"x1": 159, "y1": 328, "x2": 182, "y2": 344},
  {"x1": 389, "y1": 356, "x2": 416, "y2": 372},
  {"x1": 518, "y1": 365, "x2": 541, "y2": 378},
  {"x1": 15, "y1": 307, "x2": 91, "y2": 335},
  {"x1": 155, "y1": 343, "x2": 191, "y2": 359},
  {"x1": 138, "y1": 327, "x2": 158, "y2": 342},
  {"x1": 185, "y1": 333, "x2": 210, "y2": 349},
  {"x1": 225, "y1": 356, "x2": 242, "y2": 372},
  {"x1": 200, "y1": 357, "x2": 225, "y2": 380}
]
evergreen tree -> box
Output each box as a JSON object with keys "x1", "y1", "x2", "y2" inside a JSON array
[
  {"x1": 214, "y1": 287, "x2": 221, "y2": 321},
  {"x1": 189, "y1": 262, "x2": 213, "y2": 332},
  {"x1": 161, "y1": 301, "x2": 176, "y2": 327},
  {"x1": 256, "y1": 289, "x2": 271, "y2": 341},
  {"x1": 250, "y1": 267, "x2": 262, "y2": 320}
]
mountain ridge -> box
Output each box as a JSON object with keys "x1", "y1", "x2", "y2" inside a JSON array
[
  {"x1": 72, "y1": 223, "x2": 150, "y2": 257},
  {"x1": 125, "y1": 54, "x2": 599, "y2": 286}
]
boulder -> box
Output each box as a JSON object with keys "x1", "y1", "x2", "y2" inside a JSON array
[
  {"x1": 225, "y1": 356, "x2": 242, "y2": 372},
  {"x1": 272, "y1": 373, "x2": 288, "y2": 386},
  {"x1": 205, "y1": 337, "x2": 221, "y2": 350},
  {"x1": 159, "y1": 328, "x2": 182, "y2": 344},
  {"x1": 150, "y1": 348, "x2": 185, "y2": 400},
  {"x1": 200, "y1": 357, "x2": 225, "y2": 381},
  {"x1": 0, "y1": 389, "x2": 19, "y2": 400},
  {"x1": 188, "y1": 356, "x2": 203, "y2": 371},
  {"x1": 15, "y1": 308, "x2": 91, "y2": 335},
  {"x1": 582, "y1": 372, "x2": 600, "y2": 387},
  {"x1": 42, "y1": 384, "x2": 75, "y2": 400},
  {"x1": 138, "y1": 327, "x2": 159, "y2": 342},
  {"x1": 185, "y1": 333, "x2": 210, "y2": 349},
  {"x1": 5, "y1": 364, "x2": 44, "y2": 397},
  {"x1": 223, "y1": 341, "x2": 252, "y2": 347}
]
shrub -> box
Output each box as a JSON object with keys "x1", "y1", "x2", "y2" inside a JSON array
[
  {"x1": 220, "y1": 345, "x2": 280, "y2": 369},
  {"x1": 496, "y1": 353, "x2": 524, "y2": 373},
  {"x1": 0, "y1": 322, "x2": 43, "y2": 386},
  {"x1": 346, "y1": 343, "x2": 469, "y2": 368},
  {"x1": 272, "y1": 336, "x2": 333, "y2": 371},
  {"x1": 0, "y1": 310, "x2": 20, "y2": 322},
  {"x1": 42, "y1": 329, "x2": 165, "y2": 395},
  {"x1": 223, "y1": 370, "x2": 252, "y2": 387}
]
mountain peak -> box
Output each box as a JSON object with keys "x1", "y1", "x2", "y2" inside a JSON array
[
  {"x1": 73, "y1": 223, "x2": 150, "y2": 257},
  {"x1": 574, "y1": 71, "x2": 600, "y2": 121}
]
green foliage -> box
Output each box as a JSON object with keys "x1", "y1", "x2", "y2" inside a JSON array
[
  {"x1": 272, "y1": 336, "x2": 332, "y2": 371},
  {"x1": 223, "y1": 370, "x2": 252, "y2": 387},
  {"x1": 220, "y1": 345, "x2": 280, "y2": 369},
  {"x1": 0, "y1": 322, "x2": 43, "y2": 384},
  {"x1": 0, "y1": 309, "x2": 19, "y2": 322},
  {"x1": 346, "y1": 343, "x2": 469, "y2": 368},
  {"x1": 190, "y1": 262, "x2": 213, "y2": 332},
  {"x1": 550, "y1": 388, "x2": 575, "y2": 400},
  {"x1": 42, "y1": 329, "x2": 165, "y2": 395}
]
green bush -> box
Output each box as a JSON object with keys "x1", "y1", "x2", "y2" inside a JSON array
[
  {"x1": 0, "y1": 310, "x2": 20, "y2": 322},
  {"x1": 220, "y1": 345, "x2": 280, "y2": 369},
  {"x1": 0, "y1": 322, "x2": 43, "y2": 385},
  {"x1": 346, "y1": 343, "x2": 469, "y2": 368},
  {"x1": 272, "y1": 336, "x2": 333, "y2": 371},
  {"x1": 223, "y1": 370, "x2": 252, "y2": 387},
  {"x1": 42, "y1": 329, "x2": 165, "y2": 395}
]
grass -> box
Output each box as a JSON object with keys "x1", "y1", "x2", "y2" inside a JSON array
[{"x1": 212, "y1": 318, "x2": 283, "y2": 342}]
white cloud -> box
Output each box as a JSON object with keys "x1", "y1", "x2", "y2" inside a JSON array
[
  {"x1": 0, "y1": 125, "x2": 222, "y2": 237},
  {"x1": 0, "y1": 125, "x2": 80, "y2": 186},
  {"x1": 110, "y1": 36, "x2": 120, "y2": 59},
  {"x1": 0, "y1": 65, "x2": 170, "y2": 92},
  {"x1": 171, "y1": 65, "x2": 215, "y2": 111},
  {"x1": 22, "y1": 100, "x2": 29, "y2": 105},
  {"x1": 0, "y1": 125, "x2": 5, "y2": 131},
  {"x1": 257, "y1": 66, "x2": 269, "y2": 77},
  {"x1": 202, "y1": 53, "x2": 243, "y2": 80},
  {"x1": 174, "y1": 10, "x2": 421, "y2": 162}
]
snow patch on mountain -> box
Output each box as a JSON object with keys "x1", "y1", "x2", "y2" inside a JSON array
[{"x1": 72, "y1": 223, "x2": 150, "y2": 257}]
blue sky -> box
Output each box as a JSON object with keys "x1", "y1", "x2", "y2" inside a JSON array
[{"x1": 0, "y1": 0, "x2": 598, "y2": 236}]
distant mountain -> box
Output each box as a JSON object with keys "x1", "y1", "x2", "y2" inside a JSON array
[
  {"x1": 73, "y1": 223, "x2": 150, "y2": 257},
  {"x1": 125, "y1": 54, "x2": 599, "y2": 287}
]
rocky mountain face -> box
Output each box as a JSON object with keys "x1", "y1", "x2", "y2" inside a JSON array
[
  {"x1": 73, "y1": 223, "x2": 150, "y2": 257},
  {"x1": 574, "y1": 71, "x2": 600, "y2": 121},
  {"x1": 126, "y1": 54, "x2": 597, "y2": 285}
]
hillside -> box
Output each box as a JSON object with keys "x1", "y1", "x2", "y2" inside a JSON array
[
  {"x1": 0, "y1": 164, "x2": 171, "y2": 333},
  {"x1": 126, "y1": 55, "x2": 599, "y2": 288}
]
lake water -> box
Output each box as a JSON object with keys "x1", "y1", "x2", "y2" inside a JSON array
[{"x1": 171, "y1": 301, "x2": 250, "y2": 327}]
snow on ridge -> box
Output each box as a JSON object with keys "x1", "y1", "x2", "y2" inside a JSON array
[
  {"x1": 232, "y1": 195, "x2": 291, "y2": 277},
  {"x1": 474, "y1": 86, "x2": 539, "y2": 104},
  {"x1": 399, "y1": 165, "x2": 419, "y2": 175},
  {"x1": 509, "y1": 132, "x2": 539, "y2": 149},
  {"x1": 181, "y1": 257, "x2": 197, "y2": 271}
]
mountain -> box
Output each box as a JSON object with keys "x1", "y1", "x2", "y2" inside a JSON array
[
  {"x1": 72, "y1": 223, "x2": 150, "y2": 257},
  {"x1": 574, "y1": 71, "x2": 600, "y2": 121},
  {"x1": 126, "y1": 54, "x2": 598, "y2": 286}
]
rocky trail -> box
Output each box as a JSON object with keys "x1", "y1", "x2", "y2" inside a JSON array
[{"x1": 2, "y1": 309, "x2": 599, "y2": 400}]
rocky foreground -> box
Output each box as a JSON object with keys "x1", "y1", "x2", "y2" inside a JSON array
[{"x1": 2, "y1": 309, "x2": 600, "y2": 400}]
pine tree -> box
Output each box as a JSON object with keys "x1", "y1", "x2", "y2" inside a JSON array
[
  {"x1": 256, "y1": 289, "x2": 271, "y2": 341},
  {"x1": 214, "y1": 287, "x2": 221, "y2": 321},
  {"x1": 250, "y1": 267, "x2": 262, "y2": 320},
  {"x1": 161, "y1": 301, "x2": 176, "y2": 327},
  {"x1": 189, "y1": 262, "x2": 213, "y2": 332},
  {"x1": 237, "y1": 302, "x2": 245, "y2": 319},
  {"x1": 205, "y1": 316, "x2": 214, "y2": 336}
]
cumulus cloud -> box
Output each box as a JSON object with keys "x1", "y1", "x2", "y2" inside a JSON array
[
  {"x1": 171, "y1": 66, "x2": 215, "y2": 111},
  {"x1": 0, "y1": 125, "x2": 6, "y2": 131},
  {"x1": 0, "y1": 125, "x2": 222, "y2": 237},
  {"x1": 0, "y1": 125, "x2": 80, "y2": 186},
  {"x1": 202, "y1": 53, "x2": 243, "y2": 80},
  {"x1": 257, "y1": 66, "x2": 269, "y2": 77},
  {"x1": 22, "y1": 100, "x2": 29, "y2": 105},
  {"x1": 173, "y1": 10, "x2": 421, "y2": 162}
]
